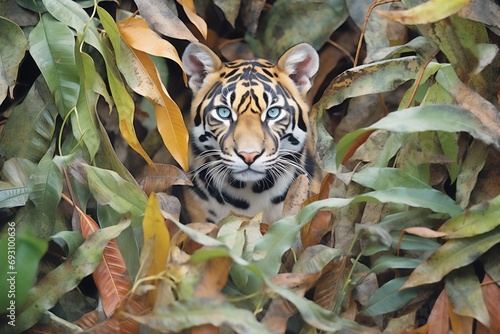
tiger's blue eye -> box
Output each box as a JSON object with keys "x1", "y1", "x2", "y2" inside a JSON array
[
  {"x1": 217, "y1": 107, "x2": 232, "y2": 119},
  {"x1": 266, "y1": 107, "x2": 281, "y2": 119}
]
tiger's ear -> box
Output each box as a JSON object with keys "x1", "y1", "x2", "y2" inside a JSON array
[
  {"x1": 277, "y1": 43, "x2": 319, "y2": 95},
  {"x1": 182, "y1": 43, "x2": 223, "y2": 92}
]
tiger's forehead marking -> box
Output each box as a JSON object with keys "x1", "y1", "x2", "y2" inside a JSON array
[{"x1": 219, "y1": 59, "x2": 282, "y2": 114}]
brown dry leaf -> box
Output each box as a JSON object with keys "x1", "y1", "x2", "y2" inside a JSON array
[
  {"x1": 282, "y1": 174, "x2": 310, "y2": 217},
  {"x1": 403, "y1": 227, "x2": 447, "y2": 239},
  {"x1": 262, "y1": 272, "x2": 322, "y2": 331},
  {"x1": 194, "y1": 256, "x2": 232, "y2": 299},
  {"x1": 340, "y1": 296, "x2": 357, "y2": 321},
  {"x1": 134, "y1": 0, "x2": 198, "y2": 42},
  {"x1": 428, "y1": 290, "x2": 450, "y2": 334},
  {"x1": 177, "y1": 0, "x2": 208, "y2": 40},
  {"x1": 79, "y1": 214, "x2": 130, "y2": 317},
  {"x1": 480, "y1": 274, "x2": 500, "y2": 333},
  {"x1": 138, "y1": 163, "x2": 192, "y2": 195},
  {"x1": 261, "y1": 295, "x2": 296, "y2": 332},
  {"x1": 74, "y1": 309, "x2": 99, "y2": 330},
  {"x1": 301, "y1": 173, "x2": 334, "y2": 248},
  {"x1": 177, "y1": 223, "x2": 220, "y2": 254},
  {"x1": 313, "y1": 261, "x2": 345, "y2": 310}
]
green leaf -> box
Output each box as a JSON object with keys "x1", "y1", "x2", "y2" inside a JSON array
[
  {"x1": 455, "y1": 140, "x2": 489, "y2": 208},
  {"x1": 0, "y1": 186, "x2": 29, "y2": 209},
  {"x1": 2, "y1": 158, "x2": 37, "y2": 187},
  {"x1": 439, "y1": 194, "x2": 500, "y2": 238},
  {"x1": 27, "y1": 152, "x2": 63, "y2": 236},
  {"x1": 251, "y1": 0, "x2": 348, "y2": 59},
  {"x1": 42, "y1": 0, "x2": 102, "y2": 53},
  {"x1": 0, "y1": 230, "x2": 48, "y2": 312},
  {"x1": 213, "y1": 0, "x2": 240, "y2": 27},
  {"x1": 311, "y1": 56, "x2": 423, "y2": 172},
  {"x1": 72, "y1": 50, "x2": 100, "y2": 159},
  {"x1": 29, "y1": 13, "x2": 79, "y2": 116},
  {"x1": 403, "y1": 226, "x2": 500, "y2": 288},
  {"x1": 94, "y1": 118, "x2": 138, "y2": 186},
  {"x1": 337, "y1": 104, "x2": 499, "y2": 166},
  {"x1": 370, "y1": 255, "x2": 422, "y2": 274},
  {"x1": 83, "y1": 164, "x2": 147, "y2": 219},
  {"x1": 0, "y1": 76, "x2": 57, "y2": 163},
  {"x1": 292, "y1": 245, "x2": 343, "y2": 274},
  {"x1": 358, "y1": 188, "x2": 462, "y2": 217},
  {"x1": 126, "y1": 298, "x2": 276, "y2": 334},
  {"x1": 50, "y1": 230, "x2": 84, "y2": 256},
  {"x1": 445, "y1": 265, "x2": 490, "y2": 326},
  {"x1": 0, "y1": 221, "x2": 130, "y2": 333},
  {"x1": 361, "y1": 276, "x2": 423, "y2": 316},
  {"x1": 352, "y1": 167, "x2": 431, "y2": 191},
  {"x1": 0, "y1": 17, "x2": 29, "y2": 104},
  {"x1": 254, "y1": 187, "x2": 460, "y2": 281}
]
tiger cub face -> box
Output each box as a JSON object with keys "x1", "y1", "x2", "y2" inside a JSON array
[{"x1": 182, "y1": 43, "x2": 319, "y2": 224}]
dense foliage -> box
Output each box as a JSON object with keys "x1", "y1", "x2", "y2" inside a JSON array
[{"x1": 0, "y1": 0, "x2": 499, "y2": 333}]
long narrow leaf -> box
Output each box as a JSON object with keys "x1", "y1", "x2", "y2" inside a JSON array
[
  {"x1": 403, "y1": 226, "x2": 500, "y2": 288},
  {"x1": 80, "y1": 213, "x2": 130, "y2": 317},
  {"x1": 29, "y1": 13, "x2": 79, "y2": 116},
  {"x1": 337, "y1": 104, "x2": 498, "y2": 165}
]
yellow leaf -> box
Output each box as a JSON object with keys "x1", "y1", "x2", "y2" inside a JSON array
[
  {"x1": 143, "y1": 193, "x2": 171, "y2": 285},
  {"x1": 177, "y1": 0, "x2": 208, "y2": 40},
  {"x1": 131, "y1": 48, "x2": 189, "y2": 170},
  {"x1": 114, "y1": 21, "x2": 189, "y2": 170},
  {"x1": 376, "y1": 0, "x2": 470, "y2": 25},
  {"x1": 117, "y1": 16, "x2": 187, "y2": 84}
]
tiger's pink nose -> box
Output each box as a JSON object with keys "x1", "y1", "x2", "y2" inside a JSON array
[{"x1": 238, "y1": 151, "x2": 261, "y2": 165}]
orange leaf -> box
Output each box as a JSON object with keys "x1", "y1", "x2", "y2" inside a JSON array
[
  {"x1": 301, "y1": 173, "x2": 335, "y2": 248},
  {"x1": 404, "y1": 227, "x2": 447, "y2": 238},
  {"x1": 117, "y1": 16, "x2": 187, "y2": 84},
  {"x1": 177, "y1": 0, "x2": 208, "y2": 39},
  {"x1": 428, "y1": 290, "x2": 450, "y2": 334},
  {"x1": 342, "y1": 130, "x2": 375, "y2": 165},
  {"x1": 80, "y1": 214, "x2": 131, "y2": 317},
  {"x1": 194, "y1": 256, "x2": 232, "y2": 299},
  {"x1": 113, "y1": 29, "x2": 189, "y2": 170},
  {"x1": 481, "y1": 274, "x2": 500, "y2": 333},
  {"x1": 449, "y1": 300, "x2": 473, "y2": 334}
]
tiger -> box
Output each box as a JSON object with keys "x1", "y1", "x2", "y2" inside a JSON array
[{"x1": 181, "y1": 42, "x2": 320, "y2": 224}]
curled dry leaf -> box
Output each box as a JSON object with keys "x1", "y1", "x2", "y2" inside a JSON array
[
  {"x1": 177, "y1": 0, "x2": 208, "y2": 40},
  {"x1": 403, "y1": 227, "x2": 447, "y2": 239},
  {"x1": 134, "y1": 0, "x2": 198, "y2": 42},
  {"x1": 138, "y1": 163, "x2": 192, "y2": 195},
  {"x1": 300, "y1": 173, "x2": 335, "y2": 249},
  {"x1": 282, "y1": 174, "x2": 310, "y2": 217},
  {"x1": 376, "y1": 0, "x2": 469, "y2": 25}
]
